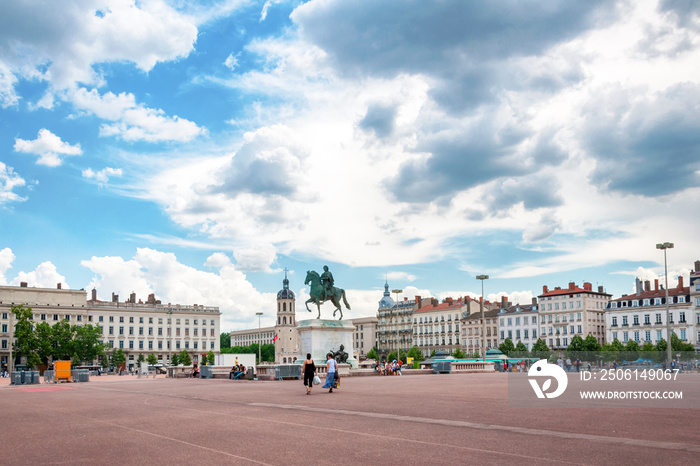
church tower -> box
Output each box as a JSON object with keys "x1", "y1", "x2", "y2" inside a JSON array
[{"x1": 275, "y1": 269, "x2": 299, "y2": 363}]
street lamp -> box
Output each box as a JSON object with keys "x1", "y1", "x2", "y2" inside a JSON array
[
  {"x1": 392, "y1": 289, "x2": 402, "y2": 362},
  {"x1": 256, "y1": 312, "x2": 263, "y2": 365},
  {"x1": 476, "y1": 275, "x2": 489, "y2": 362},
  {"x1": 167, "y1": 307, "x2": 173, "y2": 368},
  {"x1": 656, "y1": 242, "x2": 674, "y2": 367}
]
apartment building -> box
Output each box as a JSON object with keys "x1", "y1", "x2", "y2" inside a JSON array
[
  {"x1": 538, "y1": 282, "x2": 610, "y2": 350},
  {"x1": 497, "y1": 301, "x2": 539, "y2": 350}
]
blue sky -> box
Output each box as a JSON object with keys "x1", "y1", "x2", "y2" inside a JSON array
[{"x1": 1, "y1": 0, "x2": 699, "y2": 331}]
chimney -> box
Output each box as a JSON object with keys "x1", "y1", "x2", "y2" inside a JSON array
[
  {"x1": 644, "y1": 280, "x2": 651, "y2": 292},
  {"x1": 598, "y1": 286, "x2": 604, "y2": 293},
  {"x1": 415, "y1": 296, "x2": 422, "y2": 309},
  {"x1": 91, "y1": 288, "x2": 97, "y2": 301},
  {"x1": 147, "y1": 293, "x2": 156, "y2": 304},
  {"x1": 112, "y1": 292, "x2": 119, "y2": 303},
  {"x1": 130, "y1": 292, "x2": 136, "y2": 304},
  {"x1": 654, "y1": 279, "x2": 659, "y2": 291},
  {"x1": 569, "y1": 282, "x2": 576, "y2": 290},
  {"x1": 501, "y1": 296, "x2": 508, "y2": 307},
  {"x1": 695, "y1": 260, "x2": 700, "y2": 272},
  {"x1": 532, "y1": 297, "x2": 538, "y2": 306},
  {"x1": 583, "y1": 282, "x2": 592, "y2": 291},
  {"x1": 20, "y1": 281, "x2": 28, "y2": 287},
  {"x1": 635, "y1": 278, "x2": 642, "y2": 295},
  {"x1": 57, "y1": 283, "x2": 62, "y2": 289},
  {"x1": 543, "y1": 285, "x2": 549, "y2": 293},
  {"x1": 678, "y1": 276, "x2": 683, "y2": 289},
  {"x1": 446, "y1": 297, "x2": 453, "y2": 306}
]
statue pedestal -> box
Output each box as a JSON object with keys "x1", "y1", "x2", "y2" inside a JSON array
[{"x1": 297, "y1": 319, "x2": 358, "y2": 369}]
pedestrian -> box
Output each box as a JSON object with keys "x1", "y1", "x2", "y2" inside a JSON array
[
  {"x1": 322, "y1": 353, "x2": 337, "y2": 393},
  {"x1": 575, "y1": 358, "x2": 581, "y2": 372},
  {"x1": 302, "y1": 353, "x2": 316, "y2": 395}
]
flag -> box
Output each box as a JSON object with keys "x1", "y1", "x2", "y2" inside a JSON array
[{"x1": 272, "y1": 334, "x2": 278, "y2": 342}]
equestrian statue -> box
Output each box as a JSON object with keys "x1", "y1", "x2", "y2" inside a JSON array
[{"x1": 304, "y1": 265, "x2": 351, "y2": 320}]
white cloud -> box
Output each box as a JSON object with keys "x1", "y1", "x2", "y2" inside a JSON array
[
  {"x1": 233, "y1": 243, "x2": 280, "y2": 273},
  {"x1": 0, "y1": 62, "x2": 19, "y2": 108},
  {"x1": 10, "y1": 261, "x2": 68, "y2": 289},
  {"x1": 70, "y1": 88, "x2": 206, "y2": 143},
  {"x1": 14, "y1": 129, "x2": 82, "y2": 167},
  {"x1": 0, "y1": 247, "x2": 15, "y2": 285},
  {"x1": 82, "y1": 167, "x2": 123, "y2": 184},
  {"x1": 224, "y1": 53, "x2": 239, "y2": 70},
  {"x1": 260, "y1": 1, "x2": 272, "y2": 21},
  {"x1": 81, "y1": 248, "x2": 274, "y2": 330},
  {"x1": 0, "y1": 162, "x2": 27, "y2": 205},
  {"x1": 386, "y1": 271, "x2": 417, "y2": 283}
]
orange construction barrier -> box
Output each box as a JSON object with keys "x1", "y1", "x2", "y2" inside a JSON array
[{"x1": 55, "y1": 360, "x2": 71, "y2": 383}]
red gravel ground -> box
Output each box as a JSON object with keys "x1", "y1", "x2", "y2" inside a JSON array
[{"x1": 1, "y1": 373, "x2": 698, "y2": 465}]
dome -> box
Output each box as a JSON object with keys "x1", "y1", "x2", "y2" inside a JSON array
[
  {"x1": 378, "y1": 280, "x2": 395, "y2": 309},
  {"x1": 277, "y1": 272, "x2": 295, "y2": 300}
]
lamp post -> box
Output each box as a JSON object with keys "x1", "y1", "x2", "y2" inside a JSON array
[
  {"x1": 476, "y1": 275, "x2": 489, "y2": 362},
  {"x1": 392, "y1": 289, "x2": 402, "y2": 361},
  {"x1": 256, "y1": 312, "x2": 263, "y2": 365},
  {"x1": 656, "y1": 242, "x2": 674, "y2": 367},
  {"x1": 167, "y1": 307, "x2": 173, "y2": 368}
]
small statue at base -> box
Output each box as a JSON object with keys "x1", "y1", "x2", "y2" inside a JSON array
[{"x1": 331, "y1": 344, "x2": 348, "y2": 364}]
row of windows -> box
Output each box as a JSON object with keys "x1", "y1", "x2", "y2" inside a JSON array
[
  {"x1": 501, "y1": 329, "x2": 538, "y2": 340},
  {"x1": 610, "y1": 312, "x2": 690, "y2": 326},
  {"x1": 101, "y1": 326, "x2": 216, "y2": 337},
  {"x1": 611, "y1": 329, "x2": 690, "y2": 343},
  {"x1": 501, "y1": 316, "x2": 539, "y2": 326},
  {"x1": 106, "y1": 339, "x2": 216, "y2": 350},
  {"x1": 609, "y1": 296, "x2": 687, "y2": 308},
  {"x1": 414, "y1": 314, "x2": 460, "y2": 324},
  {"x1": 0, "y1": 312, "x2": 216, "y2": 327}
]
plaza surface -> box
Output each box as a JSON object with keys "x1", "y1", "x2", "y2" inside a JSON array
[{"x1": 1, "y1": 372, "x2": 699, "y2": 465}]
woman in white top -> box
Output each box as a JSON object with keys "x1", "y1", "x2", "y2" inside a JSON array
[{"x1": 322, "y1": 353, "x2": 337, "y2": 393}]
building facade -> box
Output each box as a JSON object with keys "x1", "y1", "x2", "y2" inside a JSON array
[
  {"x1": 606, "y1": 276, "x2": 694, "y2": 347},
  {"x1": 1, "y1": 283, "x2": 221, "y2": 371},
  {"x1": 496, "y1": 301, "x2": 539, "y2": 350},
  {"x1": 376, "y1": 282, "x2": 415, "y2": 358},
  {"x1": 538, "y1": 282, "x2": 610, "y2": 350},
  {"x1": 352, "y1": 316, "x2": 378, "y2": 359},
  {"x1": 413, "y1": 297, "x2": 465, "y2": 357}
]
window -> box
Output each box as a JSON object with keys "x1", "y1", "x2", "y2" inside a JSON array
[
  {"x1": 612, "y1": 332, "x2": 618, "y2": 341},
  {"x1": 119, "y1": 341, "x2": 124, "y2": 349},
  {"x1": 679, "y1": 312, "x2": 686, "y2": 323},
  {"x1": 53, "y1": 314, "x2": 58, "y2": 321},
  {"x1": 644, "y1": 314, "x2": 650, "y2": 325},
  {"x1": 148, "y1": 341, "x2": 153, "y2": 349},
  {"x1": 645, "y1": 331, "x2": 651, "y2": 341},
  {"x1": 680, "y1": 329, "x2": 687, "y2": 340},
  {"x1": 622, "y1": 316, "x2": 628, "y2": 326},
  {"x1": 577, "y1": 325, "x2": 582, "y2": 334},
  {"x1": 633, "y1": 315, "x2": 639, "y2": 325},
  {"x1": 139, "y1": 327, "x2": 144, "y2": 335},
  {"x1": 139, "y1": 317, "x2": 144, "y2": 324},
  {"x1": 634, "y1": 331, "x2": 640, "y2": 342},
  {"x1": 139, "y1": 341, "x2": 144, "y2": 349},
  {"x1": 129, "y1": 327, "x2": 134, "y2": 335},
  {"x1": 1, "y1": 324, "x2": 6, "y2": 332},
  {"x1": 109, "y1": 326, "x2": 114, "y2": 335},
  {"x1": 656, "y1": 313, "x2": 662, "y2": 324},
  {"x1": 612, "y1": 316, "x2": 618, "y2": 326},
  {"x1": 656, "y1": 330, "x2": 662, "y2": 341},
  {"x1": 129, "y1": 341, "x2": 134, "y2": 349},
  {"x1": 623, "y1": 332, "x2": 628, "y2": 343},
  {"x1": 119, "y1": 326, "x2": 124, "y2": 335},
  {"x1": 129, "y1": 317, "x2": 134, "y2": 323}
]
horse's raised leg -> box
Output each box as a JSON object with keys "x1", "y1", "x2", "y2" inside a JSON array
[
  {"x1": 316, "y1": 302, "x2": 321, "y2": 319},
  {"x1": 305, "y1": 298, "x2": 313, "y2": 312}
]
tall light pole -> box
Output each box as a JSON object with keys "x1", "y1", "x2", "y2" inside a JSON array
[
  {"x1": 392, "y1": 289, "x2": 402, "y2": 361},
  {"x1": 656, "y1": 242, "x2": 674, "y2": 367},
  {"x1": 476, "y1": 275, "x2": 489, "y2": 362},
  {"x1": 168, "y1": 307, "x2": 173, "y2": 367},
  {"x1": 256, "y1": 312, "x2": 263, "y2": 365}
]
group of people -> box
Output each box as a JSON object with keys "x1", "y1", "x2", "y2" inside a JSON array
[
  {"x1": 375, "y1": 359, "x2": 402, "y2": 376},
  {"x1": 301, "y1": 352, "x2": 339, "y2": 394},
  {"x1": 229, "y1": 364, "x2": 247, "y2": 380},
  {"x1": 556, "y1": 357, "x2": 584, "y2": 372}
]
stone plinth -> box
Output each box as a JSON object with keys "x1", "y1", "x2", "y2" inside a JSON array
[{"x1": 297, "y1": 319, "x2": 357, "y2": 368}]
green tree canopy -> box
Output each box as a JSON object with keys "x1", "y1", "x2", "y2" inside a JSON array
[
  {"x1": 498, "y1": 338, "x2": 515, "y2": 356},
  {"x1": 12, "y1": 305, "x2": 41, "y2": 369},
  {"x1": 531, "y1": 338, "x2": 550, "y2": 360},
  {"x1": 112, "y1": 348, "x2": 126, "y2": 369},
  {"x1": 34, "y1": 321, "x2": 54, "y2": 365},
  {"x1": 451, "y1": 348, "x2": 466, "y2": 359},
  {"x1": 136, "y1": 353, "x2": 146, "y2": 364},
  {"x1": 179, "y1": 350, "x2": 192, "y2": 366},
  {"x1": 171, "y1": 353, "x2": 180, "y2": 366},
  {"x1": 514, "y1": 341, "x2": 529, "y2": 356},
  {"x1": 51, "y1": 320, "x2": 75, "y2": 361},
  {"x1": 583, "y1": 334, "x2": 602, "y2": 353},
  {"x1": 366, "y1": 347, "x2": 379, "y2": 360},
  {"x1": 147, "y1": 354, "x2": 158, "y2": 366},
  {"x1": 407, "y1": 346, "x2": 425, "y2": 362},
  {"x1": 206, "y1": 350, "x2": 215, "y2": 365},
  {"x1": 72, "y1": 324, "x2": 105, "y2": 365},
  {"x1": 220, "y1": 332, "x2": 230, "y2": 349}
]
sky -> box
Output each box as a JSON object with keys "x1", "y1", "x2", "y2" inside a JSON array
[{"x1": 1, "y1": 0, "x2": 699, "y2": 332}]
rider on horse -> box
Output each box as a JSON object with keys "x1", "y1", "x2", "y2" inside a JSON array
[{"x1": 320, "y1": 265, "x2": 334, "y2": 300}]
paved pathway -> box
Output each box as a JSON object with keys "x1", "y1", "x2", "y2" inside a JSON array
[{"x1": 2, "y1": 373, "x2": 698, "y2": 465}]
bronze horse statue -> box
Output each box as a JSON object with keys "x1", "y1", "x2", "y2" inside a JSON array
[{"x1": 304, "y1": 270, "x2": 351, "y2": 320}]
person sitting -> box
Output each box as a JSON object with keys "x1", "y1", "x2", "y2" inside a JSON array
[
  {"x1": 234, "y1": 365, "x2": 246, "y2": 380},
  {"x1": 191, "y1": 364, "x2": 200, "y2": 378},
  {"x1": 229, "y1": 366, "x2": 236, "y2": 379}
]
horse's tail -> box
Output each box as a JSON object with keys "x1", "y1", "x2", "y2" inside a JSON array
[{"x1": 342, "y1": 289, "x2": 351, "y2": 309}]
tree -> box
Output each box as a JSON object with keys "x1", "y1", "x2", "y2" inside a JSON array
[
  {"x1": 451, "y1": 348, "x2": 466, "y2": 359},
  {"x1": 407, "y1": 346, "x2": 425, "y2": 363},
  {"x1": 566, "y1": 335, "x2": 585, "y2": 361},
  {"x1": 429, "y1": 349, "x2": 437, "y2": 358},
  {"x1": 582, "y1": 334, "x2": 602, "y2": 353},
  {"x1": 34, "y1": 321, "x2": 55, "y2": 365},
  {"x1": 179, "y1": 350, "x2": 192, "y2": 366},
  {"x1": 366, "y1": 347, "x2": 379, "y2": 360},
  {"x1": 101, "y1": 354, "x2": 110, "y2": 370},
  {"x1": 670, "y1": 332, "x2": 695, "y2": 352},
  {"x1": 514, "y1": 341, "x2": 529, "y2": 356},
  {"x1": 112, "y1": 348, "x2": 126, "y2": 370},
  {"x1": 147, "y1": 354, "x2": 158, "y2": 366},
  {"x1": 531, "y1": 338, "x2": 550, "y2": 360},
  {"x1": 72, "y1": 324, "x2": 105, "y2": 365},
  {"x1": 136, "y1": 353, "x2": 146, "y2": 365},
  {"x1": 498, "y1": 338, "x2": 515, "y2": 356},
  {"x1": 171, "y1": 353, "x2": 180, "y2": 366},
  {"x1": 624, "y1": 340, "x2": 640, "y2": 362},
  {"x1": 206, "y1": 350, "x2": 215, "y2": 365},
  {"x1": 11, "y1": 305, "x2": 42, "y2": 369},
  {"x1": 51, "y1": 320, "x2": 75, "y2": 361},
  {"x1": 220, "y1": 332, "x2": 230, "y2": 349},
  {"x1": 472, "y1": 350, "x2": 480, "y2": 358}
]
